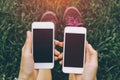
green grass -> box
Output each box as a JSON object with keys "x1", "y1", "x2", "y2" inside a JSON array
[{"x1": 0, "y1": 0, "x2": 120, "y2": 80}]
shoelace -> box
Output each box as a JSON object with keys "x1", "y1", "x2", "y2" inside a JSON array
[{"x1": 66, "y1": 17, "x2": 84, "y2": 27}]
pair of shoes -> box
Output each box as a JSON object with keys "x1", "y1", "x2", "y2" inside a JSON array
[{"x1": 40, "y1": 6, "x2": 84, "y2": 28}]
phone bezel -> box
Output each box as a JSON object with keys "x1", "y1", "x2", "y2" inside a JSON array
[
  {"x1": 32, "y1": 22, "x2": 54, "y2": 69},
  {"x1": 63, "y1": 27, "x2": 87, "y2": 74}
]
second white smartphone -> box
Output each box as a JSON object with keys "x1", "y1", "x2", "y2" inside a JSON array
[
  {"x1": 63, "y1": 27, "x2": 86, "y2": 74},
  {"x1": 32, "y1": 22, "x2": 54, "y2": 69}
]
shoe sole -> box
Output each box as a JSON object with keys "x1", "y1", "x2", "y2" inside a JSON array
[
  {"x1": 41, "y1": 11, "x2": 59, "y2": 30},
  {"x1": 63, "y1": 7, "x2": 83, "y2": 27}
]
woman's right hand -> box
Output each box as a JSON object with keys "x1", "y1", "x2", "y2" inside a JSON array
[
  {"x1": 75, "y1": 43, "x2": 98, "y2": 80},
  {"x1": 54, "y1": 40, "x2": 98, "y2": 80}
]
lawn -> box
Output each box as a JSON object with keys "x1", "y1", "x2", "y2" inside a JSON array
[{"x1": 0, "y1": 0, "x2": 120, "y2": 80}]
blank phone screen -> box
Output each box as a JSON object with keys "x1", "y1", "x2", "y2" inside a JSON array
[
  {"x1": 64, "y1": 33, "x2": 85, "y2": 67},
  {"x1": 33, "y1": 29, "x2": 53, "y2": 63}
]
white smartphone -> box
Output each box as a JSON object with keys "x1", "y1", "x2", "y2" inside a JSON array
[
  {"x1": 63, "y1": 27, "x2": 86, "y2": 74},
  {"x1": 32, "y1": 22, "x2": 54, "y2": 69}
]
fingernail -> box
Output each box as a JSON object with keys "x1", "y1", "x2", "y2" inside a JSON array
[
  {"x1": 27, "y1": 31, "x2": 31, "y2": 39},
  {"x1": 27, "y1": 31, "x2": 29, "y2": 37}
]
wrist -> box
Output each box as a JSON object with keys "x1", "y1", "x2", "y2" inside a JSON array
[
  {"x1": 19, "y1": 70, "x2": 35, "y2": 80},
  {"x1": 14, "y1": 77, "x2": 25, "y2": 80},
  {"x1": 19, "y1": 70, "x2": 28, "y2": 80}
]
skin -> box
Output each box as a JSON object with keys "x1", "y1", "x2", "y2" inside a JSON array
[
  {"x1": 19, "y1": 31, "x2": 98, "y2": 80},
  {"x1": 19, "y1": 31, "x2": 52, "y2": 80},
  {"x1": 55, "y1": 41, "x2": 98, "y2": 80},
  {"x1": 19, "y1": 31, "x2": 38, "y2": 80},
  {"x1": 74, "y1": 43, "x2": 98, "y2": 80},
  {"x1": 19, "y1": 31, "x2": 55, "y2": 80}
]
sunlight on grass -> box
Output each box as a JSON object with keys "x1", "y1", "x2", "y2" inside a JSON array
[{"x1": 0, "y1": 0, "x2": 120, "y2": 80}]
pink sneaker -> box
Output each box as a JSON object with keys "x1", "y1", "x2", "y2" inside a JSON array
[
  {"x1": 40, "y1": 11, "x2": 59, "y2": 33},
  {"x1": 63, "y1": 7, "x2": 84, "y2": 27}
]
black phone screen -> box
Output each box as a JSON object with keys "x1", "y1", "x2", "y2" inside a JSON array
[
  {"x1": 33, "y1": 29, "x2": 53, "y2": 63},
  {"x1": 64, "y1": 33, "x2": 85, "y2": 67}
]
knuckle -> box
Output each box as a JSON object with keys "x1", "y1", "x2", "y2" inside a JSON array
[{"x1": 22, "y1": 46, "x2": 25, "y2": 52}]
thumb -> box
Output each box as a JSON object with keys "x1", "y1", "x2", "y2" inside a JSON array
[
  {"x1": 88, "y1": 44, "x2": 97, "y2": 59},
  {"x1": 24, "y1": 31, "x2": 32, "y2": 54},
  {"x1": 87, "y1": 44, "x2": 98, "y2": 67}
]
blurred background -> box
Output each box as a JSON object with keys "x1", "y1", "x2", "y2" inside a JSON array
[{"x1": 0, "y1": 0, "x2": 120, "y2": 80}]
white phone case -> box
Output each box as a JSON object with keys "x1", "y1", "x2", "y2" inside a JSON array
[
  {"x1": 32, "y1": 22, "x2": 54, "y2": 69},
  {"x1": 63, "y1": 27, "x2": 87, "y2": 74}
]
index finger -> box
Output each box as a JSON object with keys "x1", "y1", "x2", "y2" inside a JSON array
[{"x1": 54, "y1": 40, "x2": 63, "y2": 47}]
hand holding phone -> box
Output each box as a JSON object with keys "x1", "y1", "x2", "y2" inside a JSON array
[{"x1": 63, "y1": 27, "x2": 87, "y2": 74}]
